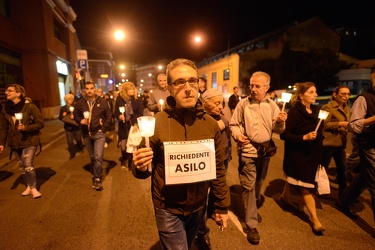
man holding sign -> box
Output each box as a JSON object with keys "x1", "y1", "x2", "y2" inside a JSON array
[{"x1": 132, "y1": 58, "x2": 230, "y2": 250}]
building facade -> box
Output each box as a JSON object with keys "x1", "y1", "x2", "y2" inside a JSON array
[
  {"x1": 0, "y1": 0, "x2": 78, "y2": 119},
  {"x1": 197, "y1": 17, "x2": 343, "y2": 101}
]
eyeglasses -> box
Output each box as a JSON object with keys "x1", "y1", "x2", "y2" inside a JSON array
[
  {"x1": 5, "y1": 89, "x2": 16, "y2": 93},
  {"x1": 171, "y1": 78, "x2": 199, "y2": 88},
  {"x1": 250, "y1": 84, "x2": 266, "y2": 89},
  {"x1": 338, "y1": 93, "x2": 351, "y2": 97}
]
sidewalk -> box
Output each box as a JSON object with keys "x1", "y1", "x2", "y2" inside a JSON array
[{"x1": 0, "y1": 119, "x2": 65, "y2": 169}]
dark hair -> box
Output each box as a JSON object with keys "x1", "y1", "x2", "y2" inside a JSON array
[
  {"x1": 290, "y1": 82, "x2": 316, "y2": 106},
  {"x1": 331, "y1": 85, "x2": 350, "y2": 101},
  {"x1": 371, "y1": 66, "x2": 375, "y2": 74}
]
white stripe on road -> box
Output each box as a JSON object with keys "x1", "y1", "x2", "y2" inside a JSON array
[{"x1": 228, "y1": 210, "x2": 247, "y2": 236}]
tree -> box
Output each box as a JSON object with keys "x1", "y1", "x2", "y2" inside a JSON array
[{"x1": 247, "y1": 48, "x2": 352, "y2": 95}]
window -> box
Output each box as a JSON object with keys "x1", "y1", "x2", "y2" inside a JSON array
[
  {"x1": 211, "y1": 72, "x2": 217, "y2": 89},
  {"x1": 0, "y1": 0, "x2": 8, "y2": 17},
  {"x1": 223, "y1": 69, "x2": 230, "y2": 80}
]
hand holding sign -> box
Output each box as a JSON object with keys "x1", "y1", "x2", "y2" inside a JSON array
[{"x1": 137, "y1": 116, "x2": 155, "y2": 172}]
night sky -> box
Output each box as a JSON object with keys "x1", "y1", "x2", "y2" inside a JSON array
[{"x1": 70, "y1": 0, "x2": 375, "y2": 65}]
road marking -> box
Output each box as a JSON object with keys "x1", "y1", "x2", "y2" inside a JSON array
[{"x1": 228, "y1": 210, "x2": 246, "y2": 236}]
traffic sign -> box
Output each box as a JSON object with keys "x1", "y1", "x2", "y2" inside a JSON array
[{"x1": 78, "y1": 59, "x2": 87, "y2": 69}]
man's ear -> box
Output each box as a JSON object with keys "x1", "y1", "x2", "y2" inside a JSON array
[{"x1": 168, "y1": 85, "x2": 173, "y2": 96}]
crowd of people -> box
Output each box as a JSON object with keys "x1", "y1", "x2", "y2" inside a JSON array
[{"x1": 1, "y1": 59, "x2": 375, "y2": 249}]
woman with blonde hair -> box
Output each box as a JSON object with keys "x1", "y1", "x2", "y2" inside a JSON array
[
  {"x1": 280, "y1": 82, "x2": 326, "y2": 234},
  {"x1": 59, "y1": 93, "x2": 83, "y2": 159},
  {"x1": 114, "y1": 82, "x2": 143, "y2": 170}
]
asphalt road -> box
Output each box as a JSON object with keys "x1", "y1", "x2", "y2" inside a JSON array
[{"x1": 0, "y1": 116, "x2": 374, "y2": 250}]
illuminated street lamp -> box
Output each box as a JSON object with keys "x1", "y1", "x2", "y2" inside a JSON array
[{"x1": 114, "y1": 30, "x2": 125, "y2": 41}]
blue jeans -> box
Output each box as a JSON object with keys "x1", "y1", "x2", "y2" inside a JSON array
[
  {"x1": 154, "y1": 206, "x2": 205, "y2": 250},
  {"x1": 239, "y1": 155, "x2": 270, "y2": 229},
  {"x1": 83, "y1": 132, "x2": 106, "y2": 179},
  {"x1": 14, "y1": 146, "x2": 37, "y2": 188},
  {"x1": 65, "y1": 129, "x2": 83, "y2": 156}
]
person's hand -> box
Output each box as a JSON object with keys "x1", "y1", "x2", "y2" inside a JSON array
[
  {"x1": 0, "y1": 145, "x2": 4, "y2": 154},
  {"x1": 119, "y1": 114, "x2": 125, "y2": 121},
  {"x1": 276, "y1": 111, "x2": 288, "y2": 123},
  {"x1": 62, "y1": 112, "x2": 67, "y2": 116},
  {"x1": 237, "y1": 134, "x2": 250, "y2": 145},
  {"x1": 339, "y1": 121, "x2": 349, "y2": 128},
  {"x1": 156, "y1": 103, "x2": 161, "y2": 111},
  {"x1": 80, "y1": 119, "x2": 87, "y2": 125},
  {"x1": 303, "y1": 131, "x2": 317, "y2": 141},
  {"x1": 133, "y1": 147, "x2": 153, "y2": 171},
  {"x1": 217, "y1": 120, "x2": 225, "y2": 130},
  {"x1": 215, "y1": 213, "x2": 228, "y2": 231},
  {"x1": 17, "y1": 124, "x2": 26, "y2": 131},
  {"x1": 70, "y1": 114, "x2": 74, "y2": 119}
]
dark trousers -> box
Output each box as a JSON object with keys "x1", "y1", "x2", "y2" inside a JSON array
[{"x1": 339, "y1": 142, "x2": 375, "y2": 220}]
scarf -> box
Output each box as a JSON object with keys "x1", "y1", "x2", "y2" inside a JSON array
[
  {"x1": 125, "y1": 97, "x2": 134, "y2": 121},
  {"x1": 4, "y1": 97, "x2": 26, "y2": 116}
]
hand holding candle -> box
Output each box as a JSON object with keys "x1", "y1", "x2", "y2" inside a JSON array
[
  {"x1": 137, "y1": 116, "x2": 156, "y2": 172},
  {"x1": 69, "y1": 106, "x2": 74, "y2": 113},
  {"x1": 119, "y1": 106, "x2": 125, "y2": 123},
  {"x1": 315, "y1": 110, "x2": 329, "y2": 132},
  {"x1": 281, "y1": 92, "x2": 292, "y2": 112}
]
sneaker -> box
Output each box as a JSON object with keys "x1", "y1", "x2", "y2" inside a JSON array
[
  {"x1": 22, "y1": 186, "x2": 31, "y2": 196},
  {"x1": 196, "y1": 235, "x2": 212, "y2": 250},
  {"x1": 92, "y1": 178, "x2": 102, "y2": 190},
  {"x1": 31, "y1": 188, "x2": 42, "y2": 199},
  {"x1": 121, "y1": 165, "x2": 129, "y2": 171},
  {"x1": 247, "y1": 228, "x2": 260, "y2": 245}
]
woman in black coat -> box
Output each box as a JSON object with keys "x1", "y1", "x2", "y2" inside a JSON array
[
  {"x1": 279, "y1": 82, "x2": 325, "y2": 234},
  {"x1": 114, "y1": 82, "x2": 143, "y2": 170}
]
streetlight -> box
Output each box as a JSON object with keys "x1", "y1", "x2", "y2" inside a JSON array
[{"x1": 114, "y1": 30, "x2": 125, "y2": 41}]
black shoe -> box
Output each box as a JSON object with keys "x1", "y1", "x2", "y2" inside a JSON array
[
  {"x1": 92, "y1": 178, "x2": 102, "y2": 190},
  {"x1": 247, "y1": 228, "x2": 260, "y2": 245},
  {"x1": 196, "y1": 235, "x2": 212, "y2": 250},
  {"x1": 69, "y1": 154, "x2": 75, "y2": 159},
  {"x1": 335, "y1": 201, "x2": 359, "y2": 219},
  {"x1": 257, "y1": 213, "x2": 262, "y2": 223}
]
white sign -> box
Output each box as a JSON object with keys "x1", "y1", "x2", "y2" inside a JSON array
[
  {"x1": 164, "y1": 139, "x2": 216, "y2": 185},
  {"x1": 76, "y1": 50, "x2": 88, "y2": 59}
]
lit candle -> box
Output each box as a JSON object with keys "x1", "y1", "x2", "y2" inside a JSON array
[
  {"x1": 315, "y1": 110, "x2": 329, "y2": 132},
  {"x1": 137, "y1": 116, "x2": 156, "y2": 172},
  {"x1": 159, "y1": 99, "x2": 164, "y2": 111},
  {"x1": 280, "y1": 92, "x2": 292, "y2": 112},
  {"x1": 69, "y1": 106, "x2": 74, "y2": 113},
  {"x1": 119, "y1": 106, "x2": 125, "y2": 123},
  {"x1": 15, "y1": 113, "x2": 23, "y2": 124},
  {"x1": 83, "y1": 111, "x2": 90, "y2": 119}
]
